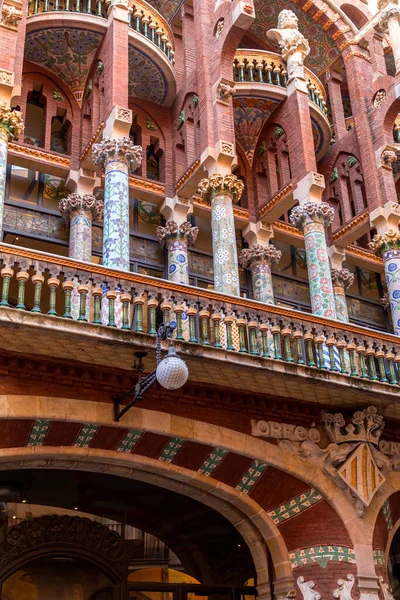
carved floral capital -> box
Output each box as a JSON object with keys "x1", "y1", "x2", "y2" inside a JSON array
[
  {"x1": 331, "y1": 268, "x2": 354, "y2": 290},
  {"x1": 156, "y1": 221, "x2": 199, "y2": 247},
  {"x1": 59, "y1": 193, "x2": 104, "y2": 221},
  {"x1": 0, "y1": 101, "x2": 23, "y2": 140},
  {"x1": 369, "y1": 229, "x2": 400, "y2": 255},
  {"x1": 92, "y1": 137, "x2": 142, "y2": 172},
  {"x1": 2, "y1": 3, "x2": 23, "y2": 25},
  {"x1": 239, "y1": 243, "x2": 282, "y2": 269},
  {"x1": 379, "y1": 4, "x2": 400, "y2": 30},
  {"x1": 289, "y1": 201, "x2": 335, "y2": 230},
  {"x1": 197, "y1": 173, "x2": 244, "y2": 203}
]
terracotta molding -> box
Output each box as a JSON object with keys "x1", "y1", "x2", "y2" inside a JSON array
[
  {"x1": 259, "y1": 183, "x2": 293, "y2": 220},
  {"x1": 175, "y1": 158, "x2": 201, "y2": 192},
  {"x1": 80, "y1": 122, "x2": 105, "y2": 163},
  {"x1": 8, "y1": 143, "x2": 70, "y2": 167},
  {"x1": 332, "y1": 209, "x2": 369, "y2": 244}
]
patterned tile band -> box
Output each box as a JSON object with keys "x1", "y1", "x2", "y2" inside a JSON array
[
  {"x1": 236, "y1": 460, "x2": 267, "y2": 494},
  {"x1": 198, "y1": 447, "x2": 228, "y2": 476},
  {"x1": 289, "y1": 546, "x2": 356, "y2": 569},
  {"x1": 74, "y1": 423, "x2": 99, "y2": 448},
  {"x1": 268, "y1": 487, "x2": 323, "y2": 525},
  {"x1": 117, "y1": 429, "x2": 143, "y2": 453},
  {"x1": 382, "y1": 499, "x2": 393, "y2": 532},
  {"x1": 159, "y1": 437, "x2": 185, "y2": 463},
  {"x1": 27, "y1": 419, "x2": 51, "y2": 447},
  {"x1": 373, "y1": 550, "x2": 386, "y2": 566}
]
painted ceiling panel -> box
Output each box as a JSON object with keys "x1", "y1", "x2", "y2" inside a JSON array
[
  {"x1": 251, "y1": 0, "x2": 339, "y2": 76},
  {"x1": 128, "y1": 45, "x2": 167, "y2": 104}
]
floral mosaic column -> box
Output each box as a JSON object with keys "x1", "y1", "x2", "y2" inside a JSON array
[
  {"x1": 156, "y1": 221, "x2": 199, "y2": 284},
  {"x1": 92, "y1": 137, "x2": 142, "y2": 271},
  {"x1": 370, "y1": 231, "x2": 400, "y2": 336},
  {"x1": 0, "y1": 102, "x2": 24, "y2": 238},
  {"x1": 197, "y1": 174, "x2": 244, "y2": 296},
  {"x1": 239, "y1": 243, "x2": 281, "y2": 304},
  {"x1": 331, "y1": 268, "x2": 354, "y2": 323},
  {"x1": 290, "y1": 202, "x2": 336, "y2": 319},
  {"x1": 59, "y1": 193, "x2": 103, "y2": 262}
]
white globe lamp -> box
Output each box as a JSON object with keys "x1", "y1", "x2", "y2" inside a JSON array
[{"x1": 156, "y1": 345, "x2": 189, "y2": 390}]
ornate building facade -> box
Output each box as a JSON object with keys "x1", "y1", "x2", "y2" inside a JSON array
[{"x1": 0, "y1": 0, "x2": 400, "y2": 598}]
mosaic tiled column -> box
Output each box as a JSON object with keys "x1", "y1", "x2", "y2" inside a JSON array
[
  {"x1": 379, "y1": 5, "x2": 400, "y2": 75},
  {"x1": 156, "y1": 221, "x2": 199, "y2": 285},
  {"x1": 239, "y1": 243, "x2": 281, "y2": 304},
  {"x1": 92, "y1": 137, "x2": 142, "y2": 271},
  {"x1": 198, "y1": 174, "x2": 244, "y2": 296},
  {"x1": 290, "y1": 202, "x2": 336, "y2": 319},
  {"x1": 0, "y1": 102, "x2": 24, "y2": 238},
  {"x1": 331, "y1": 268, "x2": 354, "y2": 323},
  {"x1": 59, "y1": 193, "x2": 103, "y2": 262},
  {"x1": 370, "y1": 231, "x2": 400, "y2": 336}
]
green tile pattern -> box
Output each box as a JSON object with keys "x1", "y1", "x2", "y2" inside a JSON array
[
  {"x1": 289, "y1": 546, "x2": 356, "y2": 569},
  {"x1": 383, "y1": 499, "x2": 393, "y2": 532},
  {"x1": 159, "y1": 437, "x2": 185, "y2": 463},
  {"x1": 268, "y1": 488, "x2": 322, "y2": 524},
  {"x1": 74, "y1": 424, "x2": 99, "y2": 448},
  {"x1": 236, "y1": 460, "x2": 267, "y2": 494},
  {"x1": 373, "y1": 550, "x2": 386, "y2": 566},
  {"x1": 27, "y1": 419, "x2": 51, "y2": 447},
  {"x1": 117, "y1": 429, "x2": 143, "y2": 453},
  {"x1": 198, "y1": 448, "x2": 228, "y2": 476}
]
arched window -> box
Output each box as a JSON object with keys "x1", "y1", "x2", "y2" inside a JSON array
[
  {"x1": 50, "y1": 108, "x2": 71, "y2": 155},
  {"x1": 24, "y1": 84, "x2": 46, "y2": 148}
]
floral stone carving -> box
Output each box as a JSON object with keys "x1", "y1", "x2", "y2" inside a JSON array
[
  {"x1": 239, "y1": 243, "x2": 282, "y2": 268},
  {"x1": 267, "y1": 9, "x2": 310, "y2": 80},
  {"x1": 2, "y1": 3, "x2": 22, "y2": 25},
  {"x1": 0, "y1": 102, "x2": 23, "y2": 140},
  {"x1": 333, "y1": 575, "x2": 354, "y2": 600},
  {"x1": 59, "y1": 193, "x2": 104, "y2": 221},
  {"x1": 156, "y1": 221, "x2": 199, "y2": 247},
  {"x1": 92, "y1": 137, "x2": 142, "y2": 172},
  {"x1": 331, "y1": 268, "x2": 354, "y2": 290},
  {"x1": 369, "y1": 230, "x2": 400, "y2": 255},
  {"x1": 197, "y1": 173, "x2": 244, "y2": 203},
  {"x1": 289, "y1": 202, "x2": 335, "y2": 230},
  {"x1": 297, "y1": 577, "x2": 321, "y2": 600}
]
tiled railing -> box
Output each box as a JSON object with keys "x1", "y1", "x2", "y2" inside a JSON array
[
  {"x1": 0, "y1": 244, "x2": 399, "y2": 385},
  {"x1": 28, "y1": 0, "x2": 107, "y2": 16},
  {"x1": 130, "y1": 0, "x2": 174, "y2": 64},
  {"x1": 233, "y1": 50, "x2": 328, "y2": 114}
]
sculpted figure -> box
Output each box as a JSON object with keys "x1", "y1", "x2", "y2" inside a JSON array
[{"x1": 267, "y1": 10, "x2": 310, "y2": 80}]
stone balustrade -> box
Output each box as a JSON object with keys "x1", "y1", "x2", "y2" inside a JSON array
[
  {"x1": 233, "y1": 50, "x2": 328, "y2": 114},
  {"x1": 130, "y1": 0, "x2": 174, "y2": 64},
  {"x1": 28, "y1": 0, "x2": 107, "y2": 16},
  {"x1": 0, "y1": 243, "x2": 399, "y2": 386}
]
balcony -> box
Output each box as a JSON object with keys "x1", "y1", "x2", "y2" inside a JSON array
[
  {"x1": 233, "y1": 50, "x2": 332, "y2": 159},
  {"x1": 0, "y1": 244, "x2": 398, "y2": 411}
]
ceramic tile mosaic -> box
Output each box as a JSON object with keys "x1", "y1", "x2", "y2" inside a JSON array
[
  {"x1": 74, "y1": 423, "x2": 99, "y2": 448},
  {"x1": 268, "y1": 488, "x2": 322, "y2": 525},
  {"x1": 27, "y1": 419, "x2": 51, "y2": 447},
  {"x1": 373, "y1": 550, "x2": 386, "y2": 566},
  {"x1": 159, "y1": 437, "x2": 185, "y2": 462},
  {"x1": 117, "y1": 429, "x2": 143, "y2": 453},
  {"x1": 382, "y1": 499, "x2": 393, "y2": 532},
  {"x1": 198, "y1": 448, "x2": 228, "y2": 476},
  {"x1": 236, "y1": 460, "x2": 267, "y2": 494},
  {"x1": 289, "y1": 546, "x2": 356, "y2": 569}
]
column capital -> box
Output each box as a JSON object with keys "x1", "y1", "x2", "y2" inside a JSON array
[
  {"x1": 331, "y1": 268, "x2": 354, "y2": 289},
  {"x1": 369, "y1": 229, "x2": 400, "y2": 255},
  {"x1": 59, "y1": 193, "x2": 104, "y2": 221},
  {"x1": 92, "y1": 136, "x2": 142, "y2": 172},
  {"x1": 197, "y1": 173, "x2": 244, "y2": 203},
  {"x1": 290, "y1": 201, "x2": 334, "y2": 230},
  {"x1": 156, "y1": 221, "x2": 199, "y2": 247},
  {"x1": 370, "y1": 201, "x2": 400, "y2": 235},
  {"x1": 0, "y1": 101, "x2": 23, "y2": 140},
  {"x1": 239, "y1": 243, "x2": 282, "y2": 269},
  {"x1": 379, "y1": 3, "x2": 400, "y2": 30}
]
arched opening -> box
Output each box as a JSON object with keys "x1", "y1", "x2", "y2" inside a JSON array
[
  {"x1": 340, "y1": 4, "x2": 369, "y2": 29},
  {"x1": 24, "y1": 85, "x2": 46, "y2": 148},
  {"x1": 50, "y1": 107, "x2": 72, "y2": 155},
  {"x1": 389, "y1": 524, "x2": 400, "y2": 599}
]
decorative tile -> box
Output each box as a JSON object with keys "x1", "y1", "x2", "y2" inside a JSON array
[
  {"x1": 373, "y1": 550, "x2": 386, "y2": 566},
  {"x1": 74, "y1": 423, "x2": 99, "y2": 448},
  {"x1": 268, "y1": 488, "x2": 322, "y2": 525},
  {"x1": 159, "y1": 437, "x2": 185, "y2": 462},
  {"x1": 128, "y1": 46, "x2": 167, "y2": 104},
  {"x1": 117, "y1": 429, "x2": 143, "y2": 453},
  {"x1": 383, "y1": 499, "x2": 393, "y2": 532},
  {"x1": 198, "y1": 448, "x2": 228, "y2": 476},
  {"x1": 236, "y1": 460, "x2": 267, "y2": 494},
  {"x1": 289, "y1": 546, "x2": 356, "y2": 569},
  {"x1": 27, "y1": 419, "x2": 51, "y2": 447}
]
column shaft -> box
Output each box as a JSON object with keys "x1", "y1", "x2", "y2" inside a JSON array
[
  {"x1": 303, "y1": 220, "x2": 336, "y2": 318},
  {"x1": 104, "y1": 158, "x2": 130, "y2": 270},
  {"x1": 70, "y1": 209, "x2": 93, "y2": 262},
  {"x1": 331, "y1": 268, "x2": 354, "y2": 323},
  {"x1": 383, "y1": 249, "x2": 400, "y2": 336},
  {"x1": 168, "y1": 239, "x2": 189, "y2": 284},
  {"x1": 211, "y1": 192, "x2": 240, "y2": 296},
  {"x1": 251, "y1": 262, "x2": 274, "y2": 304}
]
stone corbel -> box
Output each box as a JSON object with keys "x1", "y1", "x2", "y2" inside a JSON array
[
  {"x1": 215, "y1": 78, "x2": 236, "y2": 106},
  {"x1": 293, "y1": 172, "x2": 326, "y2": 207},
  {"x1": 370, "y1": 200, "x2": 400, "y2": 235},
  {"x1": 103, "y1": 106, "x2": 132, "y2": 139},
  {"x1": 0, "y1": 69, "x2": 14, "y2": 105},
  {"x1": 231, "y1": 0, "x2": 255, "y2": 30},
  {"x1": 200, "y1": 140, "x2": 238, "y2": 175},
  {"x1": 242, "y1": 221, "x2": 274, "y2": 246},
  {"x1": 161, "y1": 196, "x2": 193, "y2": 225},
  {"x1": 1, "y1": 0, "x2": 23, "y2": 28},
  {"x1": 106, "y1": 0, "x2": 132, "y2": 21},
  {"x1": 66, "y1": 168, "x2": 101, "y2": 196}
]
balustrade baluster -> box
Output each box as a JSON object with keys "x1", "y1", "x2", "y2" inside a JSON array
[
  {"x1": 77, "y1": 284, "x2": 88, "y2": 322},
  {"x1": 385, "y1": 351, "x2": 397, "y2": 385},
  {"x1": 326, "y1": 337, "x2": 339, "y2": 372},
  {"x1": 62, "y1": 280, "x2": 74, "y2": 319},
  {"x1": 265, "y1": 65, "x2": 272, "y2": 84},
  {"x1": 248, "y1": 61, "x2": 254, "y2": 82},
  {"x1": 134, "y1": 295, "x2": 145, "y2": 332},
  {"x1": 0, "y1": 267, "x2": 13, "y2": 307},
  {"x1": 270, "y1": 324, "x2": 282, "y2": 360},
  {"x1": 142, "y1": 15, "x2": 149, "y2": 37},
  {"x1": 336, "y1": 339, "x2": 348, "y2": 374},
  {"x1": 356, "y1": 344, "x2": 369, "y2": 378},
  {"x1": 86, "y1": 0, "x2": 92, "y2": 14},
  {"x1": 15, "y1": 271, "x2": 29, "y2": 310},
  {"x1": 293, "y1": 330, "x2": 304, "y2": 365},
  {"x1": 44, "y1": 0, "x2": 49, "y2": 11},
  {"x1": 161, "y1": 34, "x2": 168, "y2": 54},
  {"x1": 304, "y1": 331, "x2": 316, "y2": 367},
  {"x1": 92, "y1": 287, "x2": 103, "y2": 325},
  {"x1": 248, "y1": 321, "x2": 259, "y2": 356},
  {"x1": 149, "y1": 23, "x2": 156, "y2": 43},
  {"x1": 199, "y1": 310, "x2": 210, "y2": 346},
  {"x1": 274, "y1": 66, "x2": 281, "y2": 86},
  {"x1": 236, "y1": 318, "x2": 248, "y2": 353},
  {"x1": 106, "y1": 290, "x2": 117, "y2": 327},
  {"x1": 96, "y1": 0, "x2": 102, "y2": 15},
  {"x1": 65, "y1": 0, "x2": 70, "y2": 10},
  {"x1": 211, "y1": 313, "x2": 222, "y2": 348},
  {"x1": 366, "y1": 346, "x2": 378, "y2": 381},
  {"x1": 224, "y1": 316, "x2": 235, "y2": 351},
  {"x1": 256, "y1": 62, "x2": 263, "y2": 83},
  {"x1": 147, "y1": 298, "x2": 158, "y2": 335},
  {"x1": 134, "y1": 9, "x2": 141, "y2": 31},
  {"x1": 347, "y1": 342, "x2": 358, "y2": 376},
  {"x1": 187, "y1": 307, "x2": 198, "y2": 343},
  {"x1": 281, "y1": 326, "x2": 293, "y2": 362},
  {"x1": 376, "y1": 349, "x2": 389, "y2": 383},
  {"x1": 395, "y1": 354, "x2": 400, "y2": 384},
  {"x1": 121, "y1": 293, "x2": 132, "y2": 330},
  {"x1": 31, "y1": 274, "x2": 44, "y2": 313},
  {"x1": 174, "y1": 305, "x2": 184, "y2": 340},
  {"x1": 259, "y1": 323, "x2": 269, "y2": 358},
  {"x1": 160, "y1": 300, "x2": 171, "y2": 326},
  {"x1": 238, "y1": 60, "x2": 245, "y2": 82},
  {"x1": 314, "y1": 334, "x2": 326, "y2": 369},
  {"x1": 34, "y1": 0, "x2": 39, "y2": 13},
  {"x1": 75, "y1": 0, "x2": 80, "y2": 12},
  {"x1": 156, "y1": 28, "x2": 162, "y2": 47}
]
